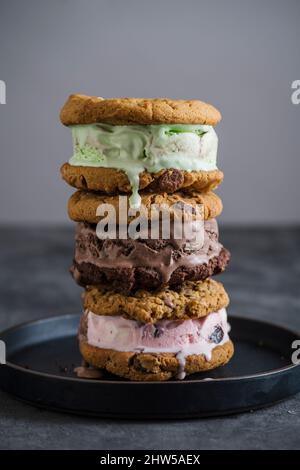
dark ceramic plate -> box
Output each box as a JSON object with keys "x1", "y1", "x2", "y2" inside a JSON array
[{"x1": 0, "y1": 314, "x2": 299, "y2": 419}]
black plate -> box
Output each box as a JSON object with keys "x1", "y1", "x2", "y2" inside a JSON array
[{"x1": 0, "y1": 314, "x2": 300, "y2": 419}]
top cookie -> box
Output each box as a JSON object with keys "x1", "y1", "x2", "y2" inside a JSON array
[{"x1": 60, "y1": 94, "x2": 222, "y2": 126}]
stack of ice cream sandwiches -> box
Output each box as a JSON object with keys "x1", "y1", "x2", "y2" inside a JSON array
[{"x1": 60, "y1": 94, "x2": 234, "y2": 381}]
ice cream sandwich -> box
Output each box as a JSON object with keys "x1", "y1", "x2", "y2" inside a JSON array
[
  {"x1": 60, "y1": 95, "x2": 223, "y2": 208},
  {"x1": 60, "y1": 94, "x2": 234, "y2": 381},
  {"x1": 79, "y1": 279, "x2": 233, "y2": 381}
]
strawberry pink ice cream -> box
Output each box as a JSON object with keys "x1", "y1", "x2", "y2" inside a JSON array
[{"x1": 86, "y1": 308, "x2": 229, "y2": 368}]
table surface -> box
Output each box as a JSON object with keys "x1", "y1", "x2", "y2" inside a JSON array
[{"x1": 0, "y1": 225, "x2": 299, "y2": 450}]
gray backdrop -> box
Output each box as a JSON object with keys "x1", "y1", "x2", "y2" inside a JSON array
[{"x1": 0, "y1": 0, "x2": 299, "y2": 224}]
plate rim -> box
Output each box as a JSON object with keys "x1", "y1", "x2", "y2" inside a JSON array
[{"x1": 1, "y1": 313, "x2": 300, "y2": 385}]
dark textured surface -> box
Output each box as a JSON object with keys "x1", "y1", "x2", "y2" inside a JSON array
[{"x1": 0, "y1": 225, "x2": 300, "y2": 450}]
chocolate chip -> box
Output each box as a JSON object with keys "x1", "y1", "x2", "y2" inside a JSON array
[
  {"x1": 153, "y1": 327, "x2": 163, "y2": 338},
  {"x1": 209, "y1": 325, "x2": 224, "y2": 344},
  {"x1": 79, "y1": 175, "x2": 88, "y2": 189},
  {"x1": 158, "y1": 169, "x2": 184, "y2": 193},
  {"x1": 133, "y1": 357, "x2": 149, "y2": 372}
]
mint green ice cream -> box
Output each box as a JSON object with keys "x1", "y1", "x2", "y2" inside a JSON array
[{"x1": 69, "y1": 123, "x2": 218, "y2": 208}]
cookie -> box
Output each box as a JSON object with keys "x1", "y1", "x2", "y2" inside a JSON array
[
  {"x1": 71, "y1": 218, "x2": 230, "y2": 292},
  {"x1": 68, "y1": 190, "x2": 223, "y2": 224},
  {"x1": 61, "y1": 163, "x2": 224, "y2": 195},
  {"x1": 79, "y1": 339, "x2": 234, "y2": 381},
  {"x1": 60, "y1": 94, "x2": 222, "y2": 126},
  {"x1": 83, "y1": 278, "x2": 229, "y2": 324}
]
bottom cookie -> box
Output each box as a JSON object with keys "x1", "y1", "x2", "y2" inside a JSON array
[{"x1": 79, "y1": 340, "x2": 234, "y2": 382}]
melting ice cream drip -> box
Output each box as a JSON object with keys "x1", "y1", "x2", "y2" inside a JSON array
[{"x1": 69, "y1": 123, "x2": 219, "y2": 208}]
